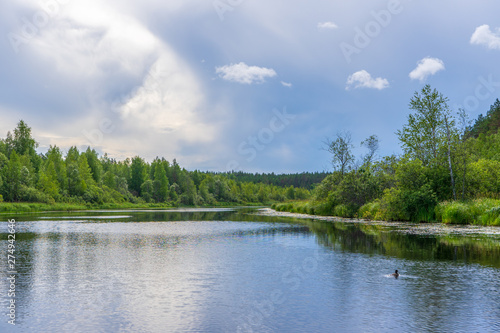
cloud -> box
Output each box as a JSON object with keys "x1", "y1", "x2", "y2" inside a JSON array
[
  {"x1": 215, "y1": 62, "x2": 277, "y2": 84},
  {"x1": 281, "y1": 81, "x2": 292, "y2": 88},
  {"x1": 4, "y1": 0, "x2": 219, "y2": 164},
  {"x1": 409, "y1": 57, "x2": 445, "y2": 81},
  {"x1": 346, "y1": 70, "x2": 389, "y2": 90},
  {"x1": 317, "y1": 21, "x2": 338, "y2": 30},
  {"x1": 470, "y1": 24, "x2": 500, "y2": 50}
]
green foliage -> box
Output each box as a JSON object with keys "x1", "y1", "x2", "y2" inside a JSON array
[
  {"x1": 468, "y1": 99, "x2": 500, "y2": 138},
  {"x1": 436, "y1": 201, "x2": 473, "y2": 224},
  {"x1": 152, "y1": 162, "x2": 169, "y2": 203},
  {"x1": 359, "y1": 201, "x2": 382, "y2": 220},
  {"x1": 466, "y1": 159, "x2": 500, "y2": 197},
  {"x1": 325, "y1": 131, "x2": 354, "y2": 175},
  {"x1": 3, "y1": 151, "x2": 22, "y2": 201},
  {"x1": 436, "y1": 199, "x2": 500, "y2": 225},
  {"x1": 396, "y1": 84, "x2": 454, "y2": 166},
  {"x1": 334, "y1": 204, "x2": 354, "y2": 218},
  {"x1": 481, "y1": 206, "x2": 500, "y2": 226},
  {"x1": 19, "y1": 185, "x2": 55, "y2": 204},
  {"x1": 129, "y1": 156, "x2": 146, "y2": 196},
  {"x1": 38, "y1": 161, "x2": 59, "y2": 199},
  {"x1": 219, "y1": 171, "x2": 328, "y2": 190},
  {"x1": 0, "y1": 121, "x2": 309, "y2": 208},
  {"x1": 84, "y1": 147, "x2": 103, "y2": 184}
]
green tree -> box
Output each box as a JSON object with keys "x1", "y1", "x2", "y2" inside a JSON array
[
  {"x1": 257, "y1": 185, "x2": 269, "y2": 203},
  {"x1": 397, "y1": 85, "x2": 457, "y2": 200},
  {"x1": 129, "y1": 156, "x2": 146, "y2": 196},
  {"x1": 38, "y1": 161, "x2": 59, "y2": 199},
  {"x1": 361, "y1": 134, "x2": 380, "y2": 165},
  {"x1": 396, "y1": 85, "x2": 453, "y2": 166},
  {"x1": 153, "y1": 163, "x2": 169, "y2": 202},
  {"x1": 84, "y1": 147, "x2": 103, "y2": 184},
  {"x1": 66, "y1": 147, "x2": 85, "y2": 196},
  {"x1": 12, "y1": 120, "x2": 38, "y2": 156},
  {"x1": 46, "y1": 146, "x2": 67, "y2": 192},
  {"x1": 3, "y1": 151, "x2": 22, "y2": 201},
  {"x1": 103, "y1": 170, "x2": 117, "y2": 189},
  {"x1": 78, "y1": 155, "x2": 95, "y2": 189},
  {"x1": 325, "y1": 131, "x2": 354, "y2": 175},
  {"x1": 141, "y1": 180, "x2": 154, "y2": 202}
]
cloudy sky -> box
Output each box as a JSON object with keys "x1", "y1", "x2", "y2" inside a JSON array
[{"x1": 1, "y1": 0, "x2": 500, "y2": 173}]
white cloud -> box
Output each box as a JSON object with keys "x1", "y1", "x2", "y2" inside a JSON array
[
  {"x1": 346, "y1": 70, "x2": 389, "y2": 90},
  {"x1": 281, "y1": 81, "x2": 292, "y2": 88},
  {"x1": 317, "y1": 21, "x2": 338, "y2": 30},
  {"x1": 470, "y1": 24, "x2": 500, "y2": 50},
  {"x1": 409, "y1": 57, "x2": 445, "y2": 82},
  {"x1": 215, "y1": 62, "x2": 277, "y2": 84}
]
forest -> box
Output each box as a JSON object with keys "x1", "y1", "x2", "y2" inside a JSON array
[
  {"x1": 2, "y1": 85, "x2": 500, "y2": 225},
  {"x1": 274, "y1": 85, "x2": 500, "y2": 226},
  {"x1": 0, "y1": 122, "x2": 312, "y2": 210}
]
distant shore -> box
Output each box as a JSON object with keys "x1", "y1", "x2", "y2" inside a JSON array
[{"x1": 0, "y1": 202, "x2": 263, "y2": 214}]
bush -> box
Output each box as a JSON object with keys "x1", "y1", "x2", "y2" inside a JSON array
[
  {"x1": 480, "y1": 206, "x2": 500, "y2": 226},
  {"x1": 359, "y1": 201, "x2": 382, "y2": 220},
  {"x1": 436, "y1": 199, "x2": 500, "y2": 225},
  {"x1": 82, "y1": 185, "x2": 104, "y2": 204},
  {"x1": 101, "y1": 185, "x2": 127, "y2": 203},
  {"x1": 377, "y1": 188, "x2": 408, "y2": 221},
  {"x1": 19, "y1": 185, "x2": 55, "y2": 204},
  {"x1": 438, "y1": 201, "x2": 473, "y2": 224},
  {"x1": 334, "y1": 204, "x2": 350, "y2": 218},
  {"x1": 313, "y1": 200, "x2": 335, "y2": 216}
]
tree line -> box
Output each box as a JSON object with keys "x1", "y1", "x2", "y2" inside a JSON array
[
  {"x1": 216, "y1": 171, "x2": 330, "y2": 190},
  {"x1": 275, "y1": 85, "x2": 500, "y2": 225},
  {"x1": 0, "y1": 121, "x2": 311, "y2": 206}
]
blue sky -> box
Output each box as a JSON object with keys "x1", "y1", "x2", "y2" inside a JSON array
[{"x1": 1, "y1": 0, "x2": 500, "y2": 173}]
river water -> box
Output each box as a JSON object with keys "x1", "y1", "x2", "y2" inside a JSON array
[{"x1": 1, "y1": 208, "x2": 499, "y2": 332}]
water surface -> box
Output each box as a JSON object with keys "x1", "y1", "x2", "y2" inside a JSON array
[{"x1": 1, "y1": 208, "x2": 499, "y2": 332}]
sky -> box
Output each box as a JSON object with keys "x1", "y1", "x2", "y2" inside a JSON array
[{"x1": 1, "y1": 0, "x2": 500, "y2": 173}]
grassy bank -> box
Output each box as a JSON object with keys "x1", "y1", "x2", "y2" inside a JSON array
[
  {"x1": 435, "y1": 199, "x2": 500, "y2": 226},
  {"x1": 0, "y1": 202, "x2": 177, "y2": 213},
  {"x1": 0, "y1": 200, "x2": 269, "y2": 214},
  {"x1": 272, "y1": 198, "x2": 500, "y2": 226}
]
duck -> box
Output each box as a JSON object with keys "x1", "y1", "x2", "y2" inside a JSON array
[{"x1": 391, "y1": 270, "x2": 399, "y2": 278}]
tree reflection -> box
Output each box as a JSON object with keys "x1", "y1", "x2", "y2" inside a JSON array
[{"x1": 304, "y1": 221, "x2": 500, "y2": 268}]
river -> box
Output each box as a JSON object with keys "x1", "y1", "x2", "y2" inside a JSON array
[{"x1": 1, "y1": 208, "x2": 499, "y2": 332}]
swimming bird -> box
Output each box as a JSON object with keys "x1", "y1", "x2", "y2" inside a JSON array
[{"x1": 391, "y1": 270, "x2": 399, "y2": 278}]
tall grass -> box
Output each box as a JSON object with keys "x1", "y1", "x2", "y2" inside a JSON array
[
  {"x1": 272, "y1": 201, "x2": 357, "y2": 218},
  {"x1": 436, "y1": 199, "x2": 500, "y2": 226},
  {"x1": 0, "y1": 202, "x2": 87, "y2": 213},
  {"x1": 273, "y1": 197, "x2": 500, "y2": 226},
  {"x1": 0, "y1": 202, "x2": 181, "y2": 213}
]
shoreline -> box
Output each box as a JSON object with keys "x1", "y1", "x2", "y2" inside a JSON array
[{"x1": 253, "y1": 208, "x2": 500, "y2": 237}]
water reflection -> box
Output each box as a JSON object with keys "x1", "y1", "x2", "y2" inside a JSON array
[
  {"x1": 304, "y1": 220, "x2": 500, "y2": 268},
  {"x1": 0, "y1": 209, "x2": 499, "y2": 332}
]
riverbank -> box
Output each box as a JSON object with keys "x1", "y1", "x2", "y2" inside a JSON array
[
  {"x1": 272, "y1": 198, "x2": 500, "y2": 226},
  {"x1": 0, "y1": 201, "x2": 265, "y2": 214},
  {"x1": 254, "y1": 208, "x2": 500, "y2": 236}
]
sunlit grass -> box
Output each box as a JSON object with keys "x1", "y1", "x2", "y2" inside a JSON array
[{"x1": 436, "y1": 199, "x2": 500, "y2": 226}]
